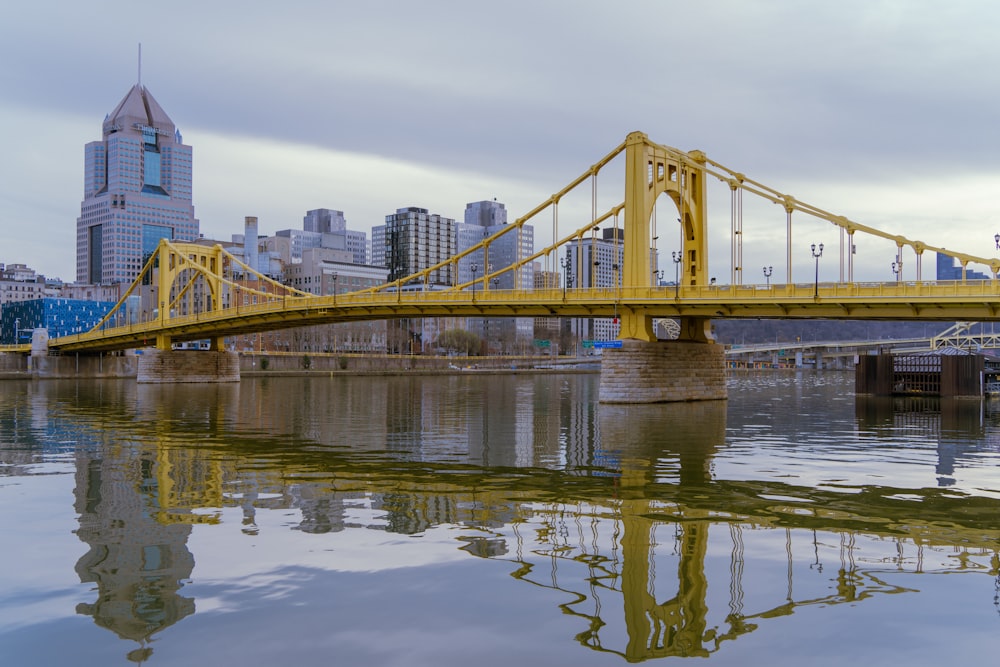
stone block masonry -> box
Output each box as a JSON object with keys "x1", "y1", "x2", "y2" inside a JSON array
[
  {"x1": 599, "y1": 339, "x2": 728, "y2": 403},
  {"x1": 137, "y1": 349, "x2": 240, "y2": 384}
]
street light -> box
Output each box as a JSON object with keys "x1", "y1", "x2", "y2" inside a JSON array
[
  {"x1": 331, "y1": 271, "x2": 338, "y2": 303},
  {"x1": 763, "y1": 265, "x2": 773, "y2": 286},
  {"x1": 891, "y1": 259, "x2": 900, "y2": 282},
  {"x1": 995, "y1": 233, "x2": 999, "y2": 250},
  {"x1": 811, "y1": 243, "x2": 824, "y2": 298},
  {"x1": 671, "y1": 251, "x2": 682, "y2": 298},
  {"x1": 470, "y1": 262, "x2": 479, "y2": 300},
  {"x1": 492, "y1": 277, "x2": 499, "y2": 290},
  {"x1": 14, "y1": 318, "x2": 19, "y2": 344},
  {"x1": 560, "y1": 256, "x2": 570, "y2": 300}
]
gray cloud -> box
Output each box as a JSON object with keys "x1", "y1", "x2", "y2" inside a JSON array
[{"x1": 1, "y1": 0, "x2": 998, "y2": 277}]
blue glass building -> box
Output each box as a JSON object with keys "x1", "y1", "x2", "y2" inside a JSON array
[
  {"x1": 0, "y1": 299, "x2": 115, "y2": 345},
  {"x1": 936, "y1": 252, "x2": 990, "y2": 281}
]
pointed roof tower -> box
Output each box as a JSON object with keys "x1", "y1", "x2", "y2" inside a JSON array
[{"x1": 102, "y1": 85, "x2": 176, "y2": 137}]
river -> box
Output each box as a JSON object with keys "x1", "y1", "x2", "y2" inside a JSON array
[{"x1": 1, "y1": 371, "x2": 999, "y2": 665}]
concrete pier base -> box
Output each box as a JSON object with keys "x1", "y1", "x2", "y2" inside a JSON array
[
  {"x1": 599, "y1": 339, "x2": 728, "y2": 403},
  {"x1": 137, "y1": 349, "x2": 240, "y2": 384}
]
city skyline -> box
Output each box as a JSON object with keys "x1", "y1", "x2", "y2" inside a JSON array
[{"x1": 1, "y1": 2, "x2": 999, "y2": 283}]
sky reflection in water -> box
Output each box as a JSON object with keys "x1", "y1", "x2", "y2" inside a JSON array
[{"x1": 1, "y1": 372, "x2": 999, "y2": 666}]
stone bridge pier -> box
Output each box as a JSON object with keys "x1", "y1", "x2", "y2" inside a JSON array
[
  {"x1": 137, "y1": 336, "x2": 239, "y2": 384},
  {"x1": 599, "y1": 318, "x2": 727, "y2": 403}
]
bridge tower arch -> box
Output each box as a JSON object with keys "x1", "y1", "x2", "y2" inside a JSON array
[
  {"x1": 154, "y1": 242, "x2": 226, "y2": 350},
  {"x1": 621, "y1": 131, "x2": 710, "y2": 342},
  {"x1": 601, "y1": 132, "x2": 725, "y2": 402}
]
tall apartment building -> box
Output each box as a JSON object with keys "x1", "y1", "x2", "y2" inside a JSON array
[
  {"x1": 456, "y1": 200, "x2": 535, "y2": 351},
  {"x1": 372, "y1": 207, "x2": 458, "y2": 285},
  {"x1": 76, "y1": 83, "x2": 199, "y2": 284},
  {"x1": 563, "y1": 228, "x2": 626, "y2": 344},
  {"x1": 370, "y1": 207, "x2": 462, "y2": 353}
]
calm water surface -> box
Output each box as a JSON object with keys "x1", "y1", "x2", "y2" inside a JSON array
[{"x1": 1, "y1": 372, "x2": 999, "y2": 666}]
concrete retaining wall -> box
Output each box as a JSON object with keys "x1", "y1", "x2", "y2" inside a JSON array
[
  {"x1": 239, "y1": 353, "x2": 540, "y2": 373},
  {"x1": 0, "y1": 353, "x2": 27, "y2": 372},
  {"x1": 29, "y1": 353, "x2": 138, "y2": 379},
  {"x1": 599, "y1": 339, "x2": 728, "y2": 403}
]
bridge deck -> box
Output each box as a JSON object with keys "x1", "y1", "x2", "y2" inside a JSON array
[{"x1": 43, "y1": 280, "x2": 1000, "y2": 354}]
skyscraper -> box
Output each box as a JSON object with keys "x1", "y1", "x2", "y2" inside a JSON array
[
  {"x1": 457, "y1": 200, "x2": 535, "y2": 352},
  {"x1": 76, "y1": 83, "x2": 199, "y2": 284},
  {"x1": 373, "y1": 207, "x2": 457, "y2": 285}
]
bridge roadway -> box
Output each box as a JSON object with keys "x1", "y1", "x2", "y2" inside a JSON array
[{"x1": 38, "y1": 278, "x2": 1000, "y2": 354}]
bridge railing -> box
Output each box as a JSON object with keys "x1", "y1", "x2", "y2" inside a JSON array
[{"x1": 680, "y1": 279, "x2": 999, "y2": 299}]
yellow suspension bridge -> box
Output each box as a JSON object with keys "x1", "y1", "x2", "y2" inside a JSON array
[{"x1": 34, "y1": 131, "x2": 1000, "y2": 355}]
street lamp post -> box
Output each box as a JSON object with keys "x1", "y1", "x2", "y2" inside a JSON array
[
  {"x1": 995, "y1": 233, "x2": 999, "y2": 250},
  {"x1": 811, "y1": 243, "x2": 824, "y2": 298},
  {"x1": 14, "y1": 318, "x2": 19, "y2": 344},
  {"x1": 671, "y1": 250, "x2": 682, "y2": 299},
  {"x1": 470, "y1": 262, "x2": 479, "y2": 300},
  {"x1": 331, "y1": 271, "x2": 338, "y2": 303},
  {"x1": 492, "y1": 277, "x2": 499, "y2": 291},
  {"x1": 763, "y1": 265, "x2": 773, "y2": 286},
  {"x1": 560, "y1": 256, "x2": 569, "y2": 300},
  {"x1": 891, "y1": 259, "x2": 900, "y2": 283}
]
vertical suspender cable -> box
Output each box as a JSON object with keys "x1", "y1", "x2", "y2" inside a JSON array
[
  {"x1": 839, "y1": 227, "x2": 845, "y2": 283},
  {"x1": 786, "y1": 205, "x2": 793, "y2": 285},
  {"x1": 731, "y1": 183, "x2": 737, "y2": 285},
  {"x1": 848, "y1": 231, "x2": 854, "y2": 283},
  {"x1": 677, "y1": 159, "x2": 683, "y2": 286},
  {"x1": 737, "y1": 183, "x2": 743, "y2": 285},
  {"x1": 552, "y1": 202, "x2": 558, "y2": 279}
]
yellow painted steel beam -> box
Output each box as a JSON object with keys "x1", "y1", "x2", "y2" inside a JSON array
[{"x1": 45, "y1": 281, "x2": 1000, "y2": 353}]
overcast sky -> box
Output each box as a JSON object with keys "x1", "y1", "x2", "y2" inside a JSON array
[{"x1": 1, "y1": 1, "x2": 998, "y2": 283}]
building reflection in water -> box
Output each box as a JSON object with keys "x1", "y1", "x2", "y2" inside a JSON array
[
  {"x1": 855, "y1": 395, "x2": 1000, "y2": 486},
  {"x1": 71, "y1": 382, "x2": 241, "y2": 663},
  {"x1": 10, "y1": 377, "x2": 1000, "y2": 662}
]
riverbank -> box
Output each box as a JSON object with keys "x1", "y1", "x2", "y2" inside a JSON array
[{"x1": 0, "y1": 351, "x2": 597, "y2": 380}]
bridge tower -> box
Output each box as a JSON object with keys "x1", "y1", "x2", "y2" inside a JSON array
[
  {"x1": 600, "y1": 132, "x2": 726, "y2": 402},
  {"x1": 139, "y1": 242, "x2": 239, "y2": 383}
]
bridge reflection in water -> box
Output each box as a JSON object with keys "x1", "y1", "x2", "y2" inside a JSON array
[{"x1": 4, "y1": 375, "x2": 999, "y2": 662}]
